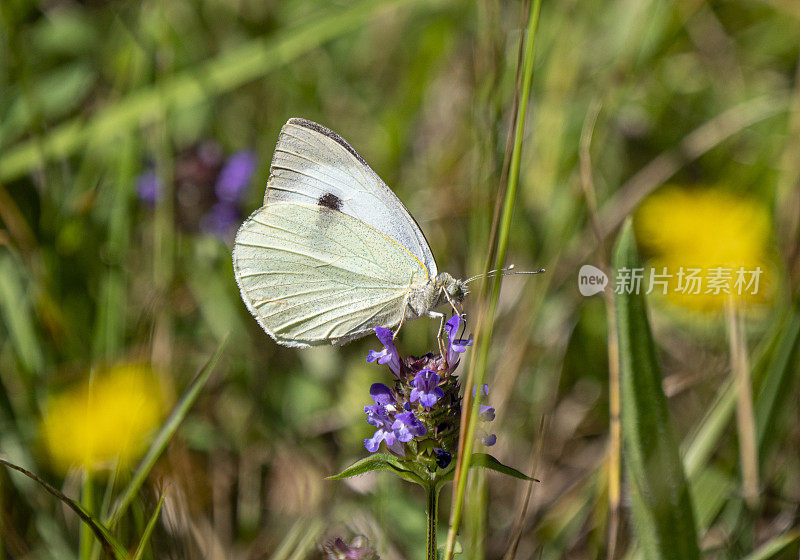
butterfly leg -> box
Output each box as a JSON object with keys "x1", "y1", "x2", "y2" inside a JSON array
[
  {"x1": 441, "y1": 287, "x2": 462, "y2": 318},
  {"x1": 393, "y1": 293, "x2": 412, "y2": 340},
  {"x1": 423, "y1": 310, "x2": 446, "y2": 355}
]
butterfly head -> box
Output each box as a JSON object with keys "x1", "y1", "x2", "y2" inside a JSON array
[{"x1": 435, "y1": 272, "x2": 468, "y2": 305}]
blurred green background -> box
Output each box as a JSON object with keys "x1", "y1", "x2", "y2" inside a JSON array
[{"x1": 1, "y1": 0, "x2": 799, "y2": 558}]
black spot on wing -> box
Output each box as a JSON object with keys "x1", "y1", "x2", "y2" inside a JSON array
[{"x1": 318, "y1": 192, "x2": 343, "y2": 211}]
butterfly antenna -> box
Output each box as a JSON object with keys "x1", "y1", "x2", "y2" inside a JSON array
[{"x1": 465, "y1": 264, "x2": 545, "y2": 284}]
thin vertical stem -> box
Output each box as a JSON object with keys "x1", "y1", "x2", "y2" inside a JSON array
[
  {"x1": 604, "y1": 287, "x2": 621, "y2": 559},
  {"x1": 578, "y1": 100, "x2": 621, "y2": 559},
  {"x1": 726, "y1": 301, "x2": 759, "y2": 509},
  {"x1": 0, "y1": 473, "x2": 5, "y2": 560},
  {"x1": 427, "y1": 484, "x2": 439, "y2": 560},
  {"x1": 444, "y1": 1, "x2": 542, "y2": 558}
]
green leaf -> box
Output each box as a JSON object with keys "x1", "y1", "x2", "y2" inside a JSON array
[
  {"x1": 0, "y1": 458, "x2": 130, "y2": 560},
  {"x1": 327, "y1": 453, "x2": 425, "y2": 485},
  {"x1": 105, "y1": 337, "x2": 228, "y2": 527},
  {"x1": 613, "y1": 221, "x2": 700, "y2": 560},
  {"x1": 467, "y1": 453, "x2": 537, "y2": 482}
]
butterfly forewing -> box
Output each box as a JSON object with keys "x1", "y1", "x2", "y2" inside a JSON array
[
  {"x1": 233, "y1": 202, "x2": 429, "y2": 347},
  {"x1": 265, "y1": 118, "x2": 438, "y2": 277}
]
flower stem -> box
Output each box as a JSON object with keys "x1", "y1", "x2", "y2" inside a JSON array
[{"x1": 427, "y1": 483, "x2": 438, "y2": 560}]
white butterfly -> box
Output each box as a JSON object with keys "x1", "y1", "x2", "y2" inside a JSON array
[{"x1": 232, "y1": 118, "x2": 467, "y2": 347}]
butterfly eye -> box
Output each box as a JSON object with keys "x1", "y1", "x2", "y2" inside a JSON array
[{"x1": 447, "y1": 282, "x2": 467, "y2": 302}]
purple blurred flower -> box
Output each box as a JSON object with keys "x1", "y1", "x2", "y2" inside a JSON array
[
  {"x1": 473, "y1": 384, "x2": 489, "y2": 398},
  {"x1": 200, "y1": 201, "x2": 240, "y2": 238},
  {"x1": 215, "y1": 150, "x2": 256, "y2": 202},
  {"x1": 410, "y1": 369, "x2": 444, "y2": 408},
  {"x1": 473, "y1": 385, "x2": 496, "y2": 446},
  {"x1": 321, "y1": 536, "x2": 380, "y2": 560},
  {"x1": 136, "y1": 170, "x2": 161, "y2": 205},
  {"x1": 366, "y1": 327, "x2": 402, "y2": 376},
  {"x1": 479, "y1": 405, "x2": 495, "y2": 422}
]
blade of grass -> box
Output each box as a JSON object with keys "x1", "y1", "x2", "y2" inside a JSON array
[
  {"x1": 739, "y1": 529, "x2": 800, "y2": 560},
  {"x1": 754, "y1": 302, "x2": 800, "y2": 462},
  {"x1": 578, "y1": 98, "x2": 622, "y2": 558},
  {"x1": 105, "y1": 336, "x2": 228, "y2": 528},
  {"x1": 0, "y1": 0, "x2": 446, "y2": 182},
  {"x1": 726, "y1": 302, "x2": 759, "y2": 509},
  {"x1": 613, "y1": 222, "x2": 700, "y2": 560},
  {"x1": 444, "y1": 1, "x2": 542, "y2": 558},
  {"x1": 131, "y1": 490, "x2": 167, "y2": 560},
  {"x1": 80, "y1": 472, "x2": 94, "y2": 560},
  {"x1": 0, "y1": 458, "x2": 129, "y2": 560},
  {"x1": 92, "y1": 134, "x2": 137, "y2": 362},
  {"x1": 0, "y1": 251, "x2": 44, "y2": 376}
]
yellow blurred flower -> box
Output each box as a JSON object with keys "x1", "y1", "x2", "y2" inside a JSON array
[
  {"x1": 40, "y1": 364, "x2": 170, "y2": 474},
  {"x1": 634, "y1": 186, "x2": 774, "y2": 312}
]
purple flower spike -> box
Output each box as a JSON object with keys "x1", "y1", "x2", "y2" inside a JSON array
[
  {"x1": 410, "y1": 370, "x2": 444, "y2": 408},
  {"x1": 444, "y1": 315, "x2": 472, "y2": 365},
  {"x1": 136, "y1": 170, "x2": 162, "y2": 206},
  {"x1": 392, "y1": 411, "x2": 427, "y2": 442},
  {"x1": 366, "y1": 327, "x2": 402, "y2": 376},
  {"x1": 216, "y1": 150, "x2": 257, "y2": 202}
]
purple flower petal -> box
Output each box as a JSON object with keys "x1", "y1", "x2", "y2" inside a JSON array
[
  {"x1": 364, "y1": 404, "x2": 391, "y2": 428},
  {"x1": 215, "y1": 150, "x2": 256, "y2": 202},
  {"x1": 369, "y1": 383, "x2": 394, "y2": 406},
  {"x1": 409, "y1": 369, "x2": 443, "y2": 408},
  {"x1": 364, "y1": 429, "x2": 386, "y2": 452},
  {"x1": 479, "y1": 405, "x2": 495, "y2": 422},
  {"x1": 482, "y1": 433, "x2": 497, "y2": 446},
  {"x1": 444, "y1": 315, "x2": 472, "y2": 365},
  {"x1": 392, "y1": 411, "x2": 427, "y2": 439},
  {"x1": 366, "y1": 327, "x2": 402, "y2": 376}
]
